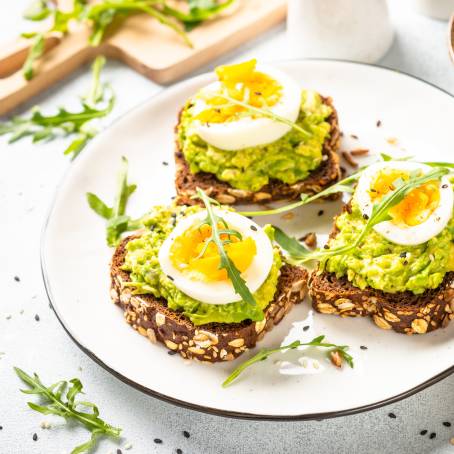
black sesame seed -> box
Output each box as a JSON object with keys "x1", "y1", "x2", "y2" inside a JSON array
[
  {"x1": 420, "y1": 430, "x2": 428, "y2": 435},
  {"x1": 183, "y1": 431, "x2": 190, "y2": 439},
  {"x1": 303, "y1": 325, "x2": 310, "y2": 332},
  {"x1": 403, "y1": 260, "x2": 408, "y2": 266},
  {"x1": 171, "y1": 196, "x2": 176, "y2": 200},
  {"x1": 167, "y1": 275, "x2": 174, "y2": 281},
  {"x1": 399, "y1": 252, "x2": 407, "y2": 258},
  {"x1": 376, "y1": 120, "x2": 382, "y2": 127},
  {"x1": 0, "y1": 426, "x2": 3, "y2": 430},
  {"x1": 162, "y1": 161, "x2": 169, "y2": 166},
  {"x1": 14, "y1": 276, "x2": 20, "y2": 282},
  {"x1": 176, "y1": 449, "x2": 183, "y2": 454},
  {"x1": 360, "y1": 345, "x2": 368, "y2": 350},
  {"x1": 429, "y1": 432, "x2": 436, "y2": 439},
  {"x1": 32, "y1": 433, "x2": 38, "y2": 441},
  {"x1": 168, "y1": 350, "x2": 177, "y2": 356},
  {"x1": 323, "y1": 245, "x2": 329, "y2": 249},
  {"x1": 154, "y1": 438, "x2": 163, "y2": 444},
  {"x1": 351, "y1": 134, "x2": 358, "y2": 139},
  {"x1": 317, "y1": 210, "x2": 324, "y2": 216},
  {"x1": 362, "y1": 214, "x2": 369, "y2": 220},
  {"x1": 250, "y1": 225, "x2": 257, "y2": 231},
  {"x1": 34, "y1": 314, "x2": 40, "y2": 322},
  {"x1": 442, "y1": 184, "x2": 448, "y2": 189},
  {"x1": 117, "y1": 449, "x2": 123, "y2": 454},
  {"x1": 443, "y1": 421, "x2": 451, "y2": 427},
  {"x1": 388, "y1": 412, "x2": 396, "y2": 419}
]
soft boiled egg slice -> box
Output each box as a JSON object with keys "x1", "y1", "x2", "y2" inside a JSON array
[
  {"x1": 158, "y1": 210, "x2": 274, "y2": 305},
  {"x1": 189, "y1": 59, "x2": 301, "y2": 151},
  {"x1": 355, "y1": 161, "x2": 453, "y2": 246}
]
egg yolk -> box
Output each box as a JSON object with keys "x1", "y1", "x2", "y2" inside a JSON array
[
  {"x1": 369, "y1": 169, "x2": 440, "y2": 226},
  {"x1": 194, "y1": 59, "x2": 282, "y2": 123},
  {"x1": 169, "y1": 223, "x2": 257, "y2": 282}
]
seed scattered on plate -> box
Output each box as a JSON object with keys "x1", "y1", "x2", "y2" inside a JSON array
[
  {"x1": 183, "y1": 431, "x2": 190, "y2": 439},
  {"x1": 117, "y1": 449, "x2": 123, "y2": 454},
  {"x1": 176, "y1": 449, "x2": 183, "y2": 454},
  {"x1": 442, "y1": 421, "x2": 451, "y2": 427},
  {"x1": 376, "y1": 120, "x2": 382, "y2": 127},
  {"x1": 5, "y1": 315, "x2": 11, "y2": 320},
  {"x1": 429, "y1": 432, "x2": 436, "y2": 439},
  {"x1": 350, "y1": 134, "x2": 358, "y2": 139},
  {"x1": 162, "y1": 161, "x2": 169, "y2": 166},
  {"x1": 360, "y1": 345, "x2": 368, "y2": 350},
  {"x1": 317, "y1": 210, "x2": 324, "y2": 217},
  {"x1": 34, "y1": 314, "x2": 40, "y2": 322},
  {"x1": 420, "y1": 430, "x2": 427, "y2": 435},
  {"x1": 32, "y1": 433, "x2": 38, "y2": 441},
  {"x1": 14, "y1": 276, "x2": 20, "y2": 282},
  {"x1": 388, "y1": 412, "x2": 396, "y2": 419},
  {"x1": 303, "y1": 325, "x2": 310, "y2": 332},
  {"x1": 154, "y1": 438, "x2": 163, "y2": 444}
]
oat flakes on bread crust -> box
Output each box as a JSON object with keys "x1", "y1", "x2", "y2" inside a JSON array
[
  {"x1": 308, "y1": 269, "x2": 454, "y2": 335},
  {"x1": 174, "y1": 96, "x2": 341, "y2": 206},
  {"x1": 110, "y1": 235, "x2": 309, "y2": 362}
]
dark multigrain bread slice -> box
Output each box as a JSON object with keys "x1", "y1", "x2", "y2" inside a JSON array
[
  {"x1": 174, "y1": 96, "x2": 341, "y2": 206},
  {"x1": 309, "y1": 272, "x2": 454, "y2": 335},
  {"x1": 110, "y1": 235, "x2": 309, "y2": 362}
]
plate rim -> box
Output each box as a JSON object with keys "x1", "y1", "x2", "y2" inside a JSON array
[{"x1": 40, "y1": 58, "x2": 454, "y2": 421}]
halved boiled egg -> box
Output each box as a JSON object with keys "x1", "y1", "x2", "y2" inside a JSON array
[
  {"x1": 355, "y1": 161, "x2": 453, "y2": 246},
  {"x1": 189, "y1": 59, "x2": 301, "y2": 151},
  {"x1": 158, "y1": 210, "x2": 274, "y2": 304}
]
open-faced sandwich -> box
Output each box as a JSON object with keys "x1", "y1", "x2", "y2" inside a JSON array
[
  {"x1": 109, "y1": 190, "x2": 308, "y2": 362},
  {"x1": 309, "y1": 161, "x2": 454, "y2": 334},
  {"x1": 175, "y1": 59, "x2": 341, "y2": 205}
]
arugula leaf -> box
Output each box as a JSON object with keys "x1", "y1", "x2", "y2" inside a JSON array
[
  {"x1": 22, "y1": 33, "x2": 45, "y2": 80},
  {"x1": 1, "y1": 56, "x2": 114, "y2": 160},
  {"x1": 241, "y1": 172, "x2": 360, "y2": 217},
  {"x1": 222, "y1": 335, "x2": 353, "y2": 387},
  {"x1": 87, "y1": 156, "x2": 138, "y2": 246},
  {"x1": 196, "y1": 188, "x2": 257, "y2": 306},
  {"x1": 14, "y1": 367, "x2": 121, "y2": 454},
  {"x1": 275, "y1": 167, "x2": 450, "y2": 264}
]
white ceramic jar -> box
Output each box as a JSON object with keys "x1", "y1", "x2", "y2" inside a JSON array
[
  {"x1": 287, "y1": 0, "x2": 394, "y2": 63},
  {"x1": 411, "y1": 0, "x2": 454, "y2": 20}
]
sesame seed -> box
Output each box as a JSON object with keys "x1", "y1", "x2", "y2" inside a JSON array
[
  {"x1": 162, "y1": 161, "x2": 169, "y2": 166},
  {"x1": 442, "y1": 421, "x2": 451, "y2": 427},
  {"x1": 117, "y1": 449, "x2": 123, "y2": 454},
  {"x1": 168, "y1": 350, "x2": 177, "y2": 356},
  {"x1": 14, "y1": 276, "x2": 20, "y2": 282},
  {"x1": 167, "y1": 275, "x2": 174, "y2": 281},
  {"x1": 362, "y1": 214, "x2": 369, "y2": 220},
  {"x1": 32, "y1": 433, "x2": 38, "y2": 441},
  {"x1": 376, "y1": 120, "x2": 382, "y2": 127},
  {"x1": 154, "y1": 438, "x2": 163, "y2": 444},
  {"x1": 183, "y1": 431, "x2": 190, "y2": 438},
  {"x1": 420, "y1": 430, "x2": 427, "y2": 435},
  {"x1": 399, "y1": 252, "x2": 407, "y2": 258},
  {"x1": 303, "y1": 325, "x2": 310, "y2": 331},
  {"x1": 34, "y1": 314, "x2": 40, "y2": 322},
  {"x1": 442, "y1": 184, "x2": 448, "y2": 189},
  {"x1": 429, "y1": 432, "x2": 436, "y2": 439},
  {"x1": 323, "y1": 245, "x2": 329, "y2": 249},
  {"x1": 176, "y1": 449, "x2": 183, "y2": 454},
  {"x1": 317, "y1": 210, "x2": 324, "y2": 216},
  {"x1": 350, "y1": 134, "x2": 358, "y2": 139},
  {"x1": 360, "y1": 345, "x2": 368, "y2": 350},
  {"x1": 0, "y1": 426, "x2": 3, "y2": 430},
  {"x1": 388, "y1": 412, "x2": 396, "y2": 419},
  {"x1": 250, "y1": 225, "x2": 257, "y2": 231}
]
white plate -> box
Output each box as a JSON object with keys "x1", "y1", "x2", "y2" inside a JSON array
[{"x1": 41, "y1": 60, "x2": 454, "y2": 420}]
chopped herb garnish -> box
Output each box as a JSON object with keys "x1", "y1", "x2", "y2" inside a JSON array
[
  {"x1": 195, "y1": 188, "x2": 256, "y2": 306},
  {"x1": 14, "y1": 367, "x2": 121, "y2": 454},
  {"x1": 222, "y1": 335, "x2": 353, "y2": 387}
]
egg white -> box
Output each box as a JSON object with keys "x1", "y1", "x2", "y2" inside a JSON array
[
  {"x1": 158, "y1": 211, "x2": 274, "y2": 305},
  {"x1": 190, "y1": 64, "x2": 302, "y2": 151},
  {"x1": 355, "y1": 161, "x2": 453, "y2": 246}
]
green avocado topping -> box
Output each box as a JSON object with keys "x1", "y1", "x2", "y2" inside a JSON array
[
  {"x1": 121, "y1": 205, "x2": 282, "y2": 325},
  {"x1": 320, "y1": 202, "x2": 454, "y2": 295},
  {"x1": 177, "y1": 90, "x2": 332, "y2": 192}
]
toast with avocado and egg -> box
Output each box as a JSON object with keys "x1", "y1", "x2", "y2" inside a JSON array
[
  {"x1": 174, "y1": 60, "x2": 341, "y2": 206},
  {"x1": 309, "y1": 161, "x2": 454, "y2": 335},
  {"x1": 110, "y1": 204, "x2": 308, "y2": 362}
]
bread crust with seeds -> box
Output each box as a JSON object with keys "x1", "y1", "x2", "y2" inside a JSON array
[
  {"x1": 110, "y1": 235, "x2": 309, "y2": 362},
  {"x1": 174, "y1": 96, "x2": 341, "y2": 206}
]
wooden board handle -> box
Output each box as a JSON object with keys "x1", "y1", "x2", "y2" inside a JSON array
[{"x1": 0, "y1": 30, "x2": 95, "y2": 116}]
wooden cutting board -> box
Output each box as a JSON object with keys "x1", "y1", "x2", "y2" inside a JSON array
[{"x1": 0, "y1": 0, "x2": 287, "y2": 115}]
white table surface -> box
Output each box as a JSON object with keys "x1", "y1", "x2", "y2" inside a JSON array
[{"x1": 1, "y1": 1, "x2": 454, "y2": 453}]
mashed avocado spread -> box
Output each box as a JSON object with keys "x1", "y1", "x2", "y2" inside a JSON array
[
  {"x1": 121, "y1": 205, "x2": 282, "y2": 325},
  {"x1": 177, "y1": 90, "x2": 332, "y2": 192},
  {"x1": 320, "y1": 202, "x2": 454, "y2": 295}
]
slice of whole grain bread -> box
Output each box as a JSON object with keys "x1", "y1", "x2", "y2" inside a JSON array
[
  {"x1": 110, "y1": 235, "x2": 309, "y2": 362},
  {"x1": 174, "y1": 96, "x2": 341, "y2": 206}
]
